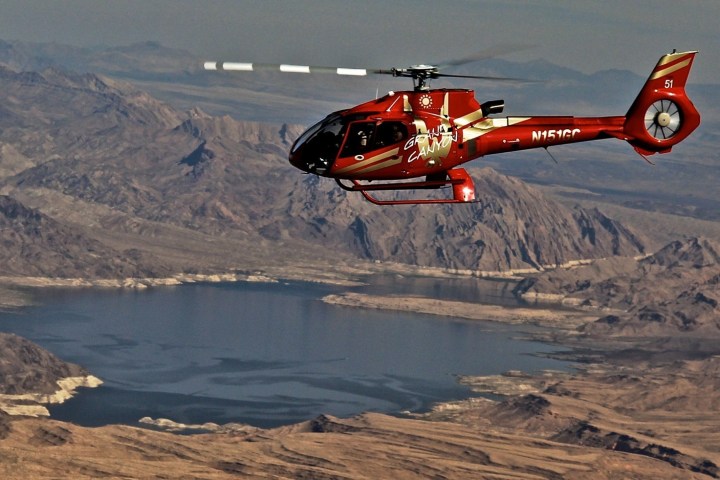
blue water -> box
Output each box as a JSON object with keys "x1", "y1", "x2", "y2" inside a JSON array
[{"x1": 0, "y1": 278, "x2": 569, "y2": 428}]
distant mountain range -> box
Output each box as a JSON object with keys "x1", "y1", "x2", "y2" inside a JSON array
[
  {"x1": 0, "y1": 195, "x2": 167, "y2": 278},
  {"x1": 2, "y1": 38, "x2": 716, "y2": 225},
  {"x1": 0, "y1": 60, "x2": 648, "y2": 279}
]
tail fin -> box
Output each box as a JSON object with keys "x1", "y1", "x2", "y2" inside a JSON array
[{"x1": 624, "y1": 51, "x2": 700, "y2": 155}]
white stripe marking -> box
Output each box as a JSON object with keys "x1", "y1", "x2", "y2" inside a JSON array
[
  {"x1": 222, "y1": 62, "x2": 254, "y2": 71},
  {"x1": 280, "y1": 64, "x2": 311, "y2": 73},
  {"x1": 337, "y1": 68, "x2": 367, "y2": 76}
]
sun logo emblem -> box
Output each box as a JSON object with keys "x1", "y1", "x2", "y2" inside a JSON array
[{"x1": 419, "y1": 94, "x2": 433, "y2": 108}]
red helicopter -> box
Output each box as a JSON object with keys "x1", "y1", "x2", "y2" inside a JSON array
[{"x1": 205, "y1": 50, "x2": 700, "y2": 205}]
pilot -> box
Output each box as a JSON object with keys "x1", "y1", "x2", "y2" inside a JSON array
[
  {"x1": 391, "y1": 125, "x2": 404, "y2": 142},
  {"x1": 376, "y1": 123, "x2": 405, "y2": 146}
]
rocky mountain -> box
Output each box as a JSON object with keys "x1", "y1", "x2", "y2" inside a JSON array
[
  {"x1": 0, "y1": 63, "x2": 647, "y2": 279},
  {"x1": 515, "y1": 237, "x2": 720, "y2": 335},
  {"x1": 2, "y1": 37, "x2": 718, "y2": 227},
  {"x1": 0, "y1": 333, "x2": 87, "y2": 396},
  {"x1": 0, "y1": 332, "x2": 102, "y2": 419},
  {"x1": 0, "y1": 195, "x2": 168, "y2": 278},
  {"x1": 276, "y1": 167, "x2": 646, "y2": 271}
]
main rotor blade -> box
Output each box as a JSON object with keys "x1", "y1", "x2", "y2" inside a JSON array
[
  {"x1": 434, "y1": 72, "x2": 531, "y2": 83},
  {"x1": 437, "y1": 43, "x2": 534, "y2": 69},
  {"x1": 204, "y1": 61, "x2": 390, "y2": 77},
  {"x1": 203, "y1": 59, "x2": 535, "y2": 84}
]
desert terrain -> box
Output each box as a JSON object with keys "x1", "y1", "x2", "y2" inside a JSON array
[
  {"x1": 1, "y1": 257, "x2": 719, "y2": 479},
  {"x1": 0, "y1": 39, "x2": 718, "y2": 478}
]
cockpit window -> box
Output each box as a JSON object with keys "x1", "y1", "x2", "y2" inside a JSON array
[
  {"x1": 376, "y1": 121, "x2": 407, "y2": 146},
  {"x1": 290, "y1": 113, "x2": 407, "y2": 174},
  {"x1": 340, "y1": 121, "x2": 407, "y2": 157},
  {"x1": 341, "y1": 122, "x2": 376, "y2": 157}
]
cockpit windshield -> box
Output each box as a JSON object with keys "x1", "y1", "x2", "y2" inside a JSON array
[
  {"x1": 291, "y1": 113, "x2": 343, "y2": 155},
  {"x1": 289, "y1": 112, "x2": 407, "y2": 175},
  {"x1": 290, "y1": 112, "x2": 352, "y2": 174}
]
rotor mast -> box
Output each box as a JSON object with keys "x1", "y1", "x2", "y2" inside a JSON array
[{"x1": 390, "y1": 65, "x2": 439, "y2": 91}]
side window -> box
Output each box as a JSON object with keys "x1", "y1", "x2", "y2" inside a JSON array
[
  {"x1": 340, "y1": 121, "x2": 408, "y2": 157},
  {"x1": 341, "y1": 122, "x2": 376, "y2": 157},
  {"x1": 375, "y1": 122, "x2": 408, "y2": 147}
]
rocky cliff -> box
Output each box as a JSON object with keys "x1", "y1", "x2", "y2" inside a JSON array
[
  {"x1": 515, "y1": 237, "x2": 720, "y2": 335},
  {"x1": 0, "y1": 195, "x2": 168, "y2": 278},
  {"x1": 0, "y1": 333, "x2": 86, "y2": 396}
]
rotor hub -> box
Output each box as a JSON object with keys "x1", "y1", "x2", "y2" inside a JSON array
[
  {"x1": 644, "y1": 99, "x2": 681, "y2": 140},
  {"x1": 656, "y1": 111, "x2": 672, "y2": 127}
]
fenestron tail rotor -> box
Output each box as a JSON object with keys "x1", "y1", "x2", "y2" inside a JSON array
[{"x1": 644, "y1": 99, "x2": 682, "y2": 140}]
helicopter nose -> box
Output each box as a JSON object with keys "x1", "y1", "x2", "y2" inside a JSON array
[
  {"x1": 288, "y1": 150, "x2": 312, "y2": 173},
  {"x1": 289, "y1": 149, "x2": 330, "y2": 176}
]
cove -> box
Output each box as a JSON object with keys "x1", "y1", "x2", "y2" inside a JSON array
[{"x1": 0, "y1": 278, "x2": 570, "y2": 428}]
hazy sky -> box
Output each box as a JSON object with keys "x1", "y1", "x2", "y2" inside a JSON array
[{"x1": 1, "y1": 0, "x2": 718, "y2": 83}]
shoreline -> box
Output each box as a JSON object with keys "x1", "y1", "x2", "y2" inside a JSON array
[
  {"x1": 0, "y1": 272, "x2": 353, "y2": 310},
  {"x1": 0, "y1": 374, "x2": 103, "y2": 417},
  {"x1": 322, "y1": 291, "x2": 597, "y2": 329},
  {"x1": 2, "y1": 269, "x2": 719, "y2": 477},
  {"x1": 0, "y1": 253, "x2": 625, "y2": 298},
  {"x1": 0, "y1": 272, "x2": 279, "y2": 290}
]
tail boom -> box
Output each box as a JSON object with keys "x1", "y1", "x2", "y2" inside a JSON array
[{"x1": 460, "y1": 52, "x2": 700, "y2": 160}]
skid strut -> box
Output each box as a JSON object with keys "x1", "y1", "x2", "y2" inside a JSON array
[{"x1": 335, "y1": 168, "x2": 477, "y2": 205}]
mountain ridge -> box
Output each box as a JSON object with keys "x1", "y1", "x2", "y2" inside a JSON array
[
  {"x1": 0, "y1": 62, "x2": 647, "y2": 279},
  {"x1": 515, "y1": 237, "x2": 720, "y2": 335}
]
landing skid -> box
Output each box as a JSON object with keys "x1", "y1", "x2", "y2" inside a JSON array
[{"x1": 336, "y1": 168, "x2": 477, "y2": 205}]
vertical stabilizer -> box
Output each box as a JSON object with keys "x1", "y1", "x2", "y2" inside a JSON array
[{"x1": 624, "y1": 51, "x2": 700, "y2": 155}]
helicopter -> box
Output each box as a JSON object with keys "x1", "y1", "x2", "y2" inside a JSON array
[{"x1": 204, "y1": 50, "x2": 700, "y2": 205}]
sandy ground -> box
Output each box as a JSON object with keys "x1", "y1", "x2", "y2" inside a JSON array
[
  {"x1": 322, "y1": 291, "x2": 598, "y2": 329},
  {"x1": 0, "y1": 411, "x2": 711, "y2": 480},
  {"x1": 1, "y1": 278, "x2": 719, "y2": 478}
]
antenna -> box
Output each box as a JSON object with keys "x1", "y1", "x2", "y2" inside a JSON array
[{"x1": 543, "y1": 147, "x2": 559, "y2": 164}]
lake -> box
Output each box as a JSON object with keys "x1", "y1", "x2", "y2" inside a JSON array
[{"x1": 0, "y1": 277, "x2": 570, "y2": 428}]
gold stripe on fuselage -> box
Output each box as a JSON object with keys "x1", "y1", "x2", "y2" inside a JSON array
[
  {"x1": 351, "y1": 157, "x2": 403, "y2": 175},
  {"x1": 650, "y1": 58, "x2": 691, "y2": 80},
  {"x1": 461, "y1": 117, "x2": 531, "y2": 142},
  {"x1": 454, "y1": 108, "x2": 485, "y2": 128},
  {"x1": 333, "y1": 148, "x2": 401, "y2": 175},
  {"x1": 656, "y1": 51, "x2": 689, "y2": 67}
]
